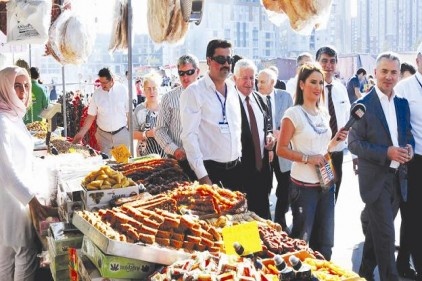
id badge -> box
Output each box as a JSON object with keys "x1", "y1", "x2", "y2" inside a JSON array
[{"x1": 219, "y1": 122, "x2": 230, "y2": 134}]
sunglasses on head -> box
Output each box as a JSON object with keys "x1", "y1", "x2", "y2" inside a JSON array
[
  {"x1": 178, "y1": 69, "x2": 196, "y2": 77},
  {"x1": 211, "y1": 56, "x2": 234, "y2": 65}
]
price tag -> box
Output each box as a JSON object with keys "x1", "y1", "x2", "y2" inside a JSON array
[
  {"x1": 111, "y1": 144, "x2": 131, "y2": 163},
  {"x1": 222, "y1": 221, "x2": 262, "y2": 255}
]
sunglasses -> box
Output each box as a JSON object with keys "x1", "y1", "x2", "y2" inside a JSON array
[
  {"x1": 211, "y1": 56, "x2": 234, "y2": 65},
  {"x1": 178, "y1": 69, "x2": 196, "y2": 77}
]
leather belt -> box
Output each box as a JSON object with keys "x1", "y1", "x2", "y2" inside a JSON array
[
  {"x1": 291, "y1": 177, "x2": 320, "y2": 188},
  {"x1": 204, "y1": 158, "x2": 240, "y2": 170},
  {"x1": 97, "y1": 126, "x2": 126, "y2": 135}
]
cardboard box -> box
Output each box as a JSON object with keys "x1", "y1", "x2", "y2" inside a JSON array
[
  {"x1": 81, "y1": 237, "x2": 156, "y2": 279},
  {"x1": 61, "y1": 178, "x2": 85, "y2": 202},
  {"x1": 48, "y1": 222, "x2": 84, "y2": 255},
  {"x1": 82, "y1": 201, "x2": 111, "y2": 212},
  {"x1": 77, "y1": 250, "x2": 144, "y2": 281},
  {"x1": 50, "y1": 258, "x2": 70, "y2": 281},
  {"x1": 82, "y1": 185, "x2": 139, "y2": 208}
]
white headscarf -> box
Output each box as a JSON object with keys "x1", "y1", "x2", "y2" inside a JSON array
[{"x1": 0, "y1": 66, "x2": 32, "y2": 119}]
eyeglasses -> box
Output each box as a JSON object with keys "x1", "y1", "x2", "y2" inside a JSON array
[
  {"x1": 211, "y1": 56, "x2": 234, "y2": 65},
  {"x1": 178, "y1": 69, "x2": 196, "y2": 77}
]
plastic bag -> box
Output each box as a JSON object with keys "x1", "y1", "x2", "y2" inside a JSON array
[{"x1": 6, "y1": 0, "x2": 52, "y2": 44}]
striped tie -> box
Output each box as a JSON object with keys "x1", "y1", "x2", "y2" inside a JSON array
[{"x1": 326, "y1": 84, "x2": 337, "y2": 138}]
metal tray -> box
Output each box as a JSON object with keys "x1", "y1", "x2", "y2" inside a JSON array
[{"x1": 72, "y1": 212, "x2": 191, "y2": 265}]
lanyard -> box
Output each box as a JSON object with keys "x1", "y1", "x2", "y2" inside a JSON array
[
  {"x1": 215, "y1": 84, "x2": 228, "y2": 123},
  {"x1": 415, "y1": 75, "x2": 422, "y2": 89}
]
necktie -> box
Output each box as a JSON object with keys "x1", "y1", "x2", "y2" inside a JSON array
[
  {"x1": 245, "y1": 96, "x2": 263, "y2": 171},
  {"x1": 266, "y1": 95, "x2": 273, "y2": 132},
  {"x1": 326, "y1": 84, "x2": 337, "y2": 138}
]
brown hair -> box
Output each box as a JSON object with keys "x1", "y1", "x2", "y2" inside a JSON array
[{"x1": 295, "y1": 62, "x2": 325, "y2": 106}]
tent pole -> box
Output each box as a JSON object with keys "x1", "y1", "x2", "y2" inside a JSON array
[
  {"x1": 127, "y1": 0, "x2": 134, "y2": 157},
  {"x1": 62, "y1": 65, "x2": 67, "y2": 137}
]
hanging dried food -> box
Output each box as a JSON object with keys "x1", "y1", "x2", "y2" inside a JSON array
[
  {"x1": 46, "y1": 8, "x2": 95, "y2": 65},
  {"x1": 261, "y1": 0, "x2": 332, "y2": 34},
  {"x1": 108, "y1": 0, "x2": 128, "y2": 52},
  {"x1": 147, "y1": 0, "x2": 189, "y2": 45}
]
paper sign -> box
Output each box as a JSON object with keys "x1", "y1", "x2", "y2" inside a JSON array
[
  {"x1": 111, "y1": 144, "x2": 131, "y2": 163},
  {"x1": 222, "y1": 221, "x2": 262, "y2": 255}
]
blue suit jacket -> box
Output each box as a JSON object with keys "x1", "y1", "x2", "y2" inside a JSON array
[
  {"x1": 273, "y1": 89, "x2": 293, "y2": 172},
  {"x1": 348, "y1": 88, "x2": 414, "y2": 204}
]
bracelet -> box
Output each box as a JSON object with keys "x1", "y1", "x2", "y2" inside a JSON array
[{"x1": 302, "y1": 154, "x2": 308, "y2": 164}]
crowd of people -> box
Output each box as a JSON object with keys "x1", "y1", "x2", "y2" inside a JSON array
[{"x1": 1, "y1": 37, "x2": 422, "y2": 281}]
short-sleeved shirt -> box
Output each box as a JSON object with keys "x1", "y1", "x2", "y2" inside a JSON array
[
  {"x1": 282, "y1": 105, "x2": 331, "y2": 183},
  {"x1": 346, "y1": 75, "x2": 360, "y2": 104},
  {"x1": 88, "y1": 82, "x2": 128, "y2": 132}
]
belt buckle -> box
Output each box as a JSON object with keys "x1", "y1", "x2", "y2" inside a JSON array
[{"x1": 225, "y1": 159, "x2": 238, "y2": 170}]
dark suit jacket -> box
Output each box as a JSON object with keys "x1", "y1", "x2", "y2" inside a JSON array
[
  {"x1": 238, "y1": 92, "x2": 269, "y2": 174},
  {"x1": 238, "y1": 91, "x2": 272, "y2": 218},
  {"x1": 348, "y1": 88, "x2": 414, "y2": 204}
]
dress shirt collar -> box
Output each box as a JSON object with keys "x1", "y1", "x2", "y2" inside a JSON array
[
  {"x1": 375, "y1": 85, "x2": 395, "y2": 102},
  {"x1": 416, "y1": 71, "x2": 422, "y2": 83},
  {"x1": 204, "y1": 72, "x2": 235, "y2": 94}
]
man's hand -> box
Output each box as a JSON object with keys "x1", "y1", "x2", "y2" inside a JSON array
[
  {"x1": 268, "y1": 150, "x2": 274, "y2": 163},
  {"x1": 198, "y1": 175, "x2": 212, "y2": 185},
  {"x1": 72, "y1": 132, "x2": 84, "y2": 144},
  {"x1": 387, "y1": 146, "x2": 412, "y2": 164},
  {"x1": 28, "y1": 197, "x2": 58, "y2": 232},
  {"x1": 264, "y1": 134, "x2": 276, "y2": 151},
  {"x1": 174, "y1": 148, "x2": 186, "y2": 161}
]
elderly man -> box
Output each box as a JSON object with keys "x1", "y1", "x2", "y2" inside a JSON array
[
  {"x1": 257, "y1": 67, "x2": 293, "y2": 230},
  {"x1": 180, "y1": 39, "x2": 242, "y2": 191},
  {"x1": 234, "y1": 59, "x2": 275, "y2": 219},
  {"x1": 155, "y1": 54, "x2": 200, "y2": 180}
]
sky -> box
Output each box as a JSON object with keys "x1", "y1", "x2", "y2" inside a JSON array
[{"x1": 95, "y1": 0, "x2": 148, "y2": 34}]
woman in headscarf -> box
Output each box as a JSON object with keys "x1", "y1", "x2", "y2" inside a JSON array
[{"x1": 0, "y1": 66, "x2": 55, "y2": 281}]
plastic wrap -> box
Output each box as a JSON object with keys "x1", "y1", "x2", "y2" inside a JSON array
[
  {"x1": 261, "y1": 0, "x2": 333, "y2": 35},
  {"x1": 6, "y1": 0, "x2": 52, "y2": 44}
]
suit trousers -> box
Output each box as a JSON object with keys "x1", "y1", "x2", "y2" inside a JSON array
[
  {"x1": 203, "y1": 160, "x2": 243, "y2": 192},
  {"x1": 95, "y1": 128, "x2": 130, "y2": 157},
  {"x1": 359, "y1": 173, "x2": 401, "y2": 281},
  {"x1": 400, "y1": 154, "x2": 422, "y2": 275},
  {"x1": 330, "y1": 151, "x2": 344, "y2": 202}
]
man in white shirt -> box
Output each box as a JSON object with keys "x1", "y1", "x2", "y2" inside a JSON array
[
  {"x1": 286, "y1": 52, "x2": 313, "y2": 99},
  {"x1": 73, "y1": 67, "x2": 130, "y2": 156},
  {"x1": 316, "y1": 46, "x2": 351, "y2": 202},
  {"x1": 394, "y1": 44, "x2": 422, "y2": 280},
  {"x1": 180, "y1": 39, "x2": 242, "y2": 191},
  {"x1": 155, "y1": 54, "x2": 200, "y2": 180}
]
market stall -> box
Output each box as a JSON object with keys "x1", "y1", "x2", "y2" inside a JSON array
[{"x1": 28, "y1": 139, "x2": 365, "y2": 280}]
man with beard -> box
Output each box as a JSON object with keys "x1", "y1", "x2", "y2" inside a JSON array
[{"x1": 180, "y1": 39, "x2": 243, "y2": 191}]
